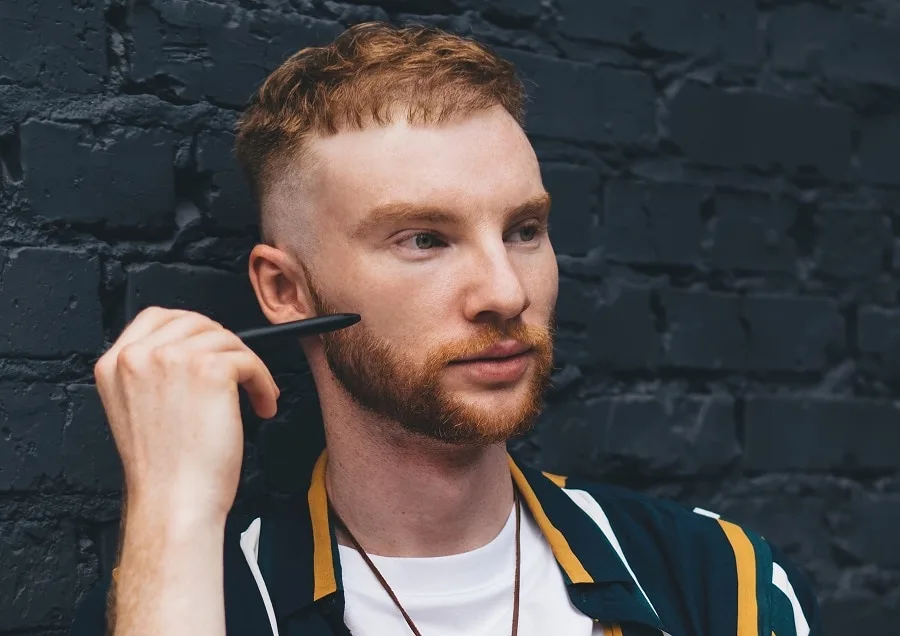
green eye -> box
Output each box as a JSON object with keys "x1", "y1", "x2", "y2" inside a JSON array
[
  {"x1": 511, "y1": 222, "x2": 548, "y2": 243},
  {"x1": 413, "y1": 233, "x2": 438, "y2": 249}
]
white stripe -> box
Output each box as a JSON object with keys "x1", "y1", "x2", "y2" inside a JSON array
[
  {"x1": 563, "y1": 488, "x2": 670, "y2": 636},
  {"x1": 239, "y1": 517, "x2": 280, "y2": 636},
  {"x1": 692, "y1": 507, "x2": 721, "y2": 520},
  {"x1": 772, "y1": 562, "x2": 810, "y2": 636}
]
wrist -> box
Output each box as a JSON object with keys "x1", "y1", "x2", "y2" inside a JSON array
[
  {"x1": 117, "y1": 499, "x2": 227, "y2": 583},
  {"x1": 113, "y1": 494, "x2": 228, "y2": 636},
  {"x1": 124, "y1": 491, "x2": 230, "y2": 536}
]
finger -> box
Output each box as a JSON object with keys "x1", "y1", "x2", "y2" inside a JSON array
[
  {"x1": 208, "y1": 350, "x2": 280, "y2": 419},
  {"x1": 179, "y1": 329, "x2": 280, "y2": 400},
  {"x1": 128, "y1": 312, "x2": 222, "y2": 353},
  {"x1": 102, "y1": 307, "x2": 193, "y2": 362}
]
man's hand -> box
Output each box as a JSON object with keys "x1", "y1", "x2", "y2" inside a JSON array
[
  {"x1": 95, "y1": 306, "x2": 279, "y2": 521},
  {"x1": 94, "y1": 307, "x2": 280, "y2": 636}
]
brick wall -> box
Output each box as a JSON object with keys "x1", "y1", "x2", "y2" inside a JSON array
[{"x1": 2, "y1": 1, "x2": 899, "y2": 633}]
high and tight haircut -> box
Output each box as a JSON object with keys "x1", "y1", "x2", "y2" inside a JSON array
[{"x1": 234, "y1": 21, "x2": 527, "y2": 243}]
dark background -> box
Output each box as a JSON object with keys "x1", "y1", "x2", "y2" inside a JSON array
[{"x1": 2, "y1": 0, "x2": 899, "y2": 633}]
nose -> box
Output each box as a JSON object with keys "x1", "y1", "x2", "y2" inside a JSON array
[{"x1": 462, "y1": 243, "x2": 530, "y2": 323}]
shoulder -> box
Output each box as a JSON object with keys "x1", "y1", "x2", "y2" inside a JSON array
[
  {"x1": 558, "y1": 475, "x2": 822, "y2": 635},
  {"x1": 562, "y1": 475, "x2": 738, "y2": 558}
]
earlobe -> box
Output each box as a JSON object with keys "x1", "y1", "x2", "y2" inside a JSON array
[{"x1": 248, "y1": 243, "x2": 314, "y2": 324}]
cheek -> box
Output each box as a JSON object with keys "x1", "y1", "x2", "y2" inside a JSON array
[{"x1": 352, "y1": 274, "x2": 454, "y2": 340}]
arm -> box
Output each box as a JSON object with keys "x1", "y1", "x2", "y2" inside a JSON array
[
  {"x1": 112, "y1": 503, "x2": 227, "y2": 636},
  {"x1": 69, "y1": 500, "x2": 230, "y2": 636},
  {"x1": 86, "y1": 307, "x2": 279, "y2": 636}
]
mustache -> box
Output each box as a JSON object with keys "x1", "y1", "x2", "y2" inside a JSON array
[{"x1": 430, "y1": 321, "x2": 555, "y2": 366}]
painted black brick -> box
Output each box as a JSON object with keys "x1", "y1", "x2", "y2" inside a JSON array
[
  {"x1": 743, "y1": 396, "x2": 900, "y2": 473},
  {"x1": 540, "y1": 394, "x2": 739, "y2": 479},
  {"x1": 668, "y1": 82, "x2": 854, "y2": 178},
  {"x1": 709, "y1": 192, "x2": 797, "y2": 272},
  {"x1": 22, "y1": 121, "x2": 176, "y2": 228},
  {"x1": 602, "y1": 181, "x2": 706, "y2": 266},
  {"x1": 503, "y1": 50, "x2": 656, "y2": 145},
  {"x1": 0, "y1": 1, "x2": 106, "y2": 92},
  {"x1": 540, "y1": 164, "x2": 600, "y2": 256},
  {"x1": 0, "y1": 248, "x2": 104, "y2": 357},
  {"x1": 557, "y1": 0, "x2": 759, "y2": 61},
  {"x1": 859, "y1": 116, "x2": 900, "y2": 186},
  {"x1": 769, "y1": 5, "x2": 900, "y2": 89},
  {"x1": 2, "y1": 1, "x2": 899, "y2": 633}
]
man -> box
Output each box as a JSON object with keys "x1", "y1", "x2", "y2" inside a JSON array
[{"x1": 72, "y1": 21, "x2": 820, "y2": 636}]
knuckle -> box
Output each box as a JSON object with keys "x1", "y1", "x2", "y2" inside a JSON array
[
  {"x1": 138, "y1": 305, "x2": 165, "y2": 319},
  {"x1": 151, "y1": 344, "x2": 186, "y2": 367},
  {"x1": 188, "y1": 352, "x2": 226, "y2": 378},
  {"x1": 93, "y1": 352, "x2": 113, "y2": 379},
  {"x1": 117, "y1": 344, "x2": 151, "y2": 373},
  {"x1": 184, "y1": 312, "x2": 222, "y2": 333},
  {"x1": 140, "y1": 305, "x2": 192, "y2": 321},
  {"x1": 222, "y1": 330, "x2": 245, "y2": 349}
]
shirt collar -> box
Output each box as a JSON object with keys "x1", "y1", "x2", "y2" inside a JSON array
[{"x1": 260, "y1": 449, "x2": 667, "y2": 633}]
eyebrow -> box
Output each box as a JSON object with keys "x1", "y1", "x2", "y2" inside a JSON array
[{"x1": 350, "y1": 192, "x2": 552, "y2": 240}]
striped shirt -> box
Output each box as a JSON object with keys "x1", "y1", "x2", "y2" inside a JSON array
[{"x1": 72, "y1": 450, "x2": 820, "y2": 636}]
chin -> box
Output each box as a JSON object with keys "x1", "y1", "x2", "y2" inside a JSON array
[
  {"x1": 451, "y1": 384, "x2": 531, "y2": 408},
  {"x1": 446, "y1": 368, "x2": 536, "y2": 392},
  {"x1": 472, "y1": 415, "x2": 539, "y2": 445}
]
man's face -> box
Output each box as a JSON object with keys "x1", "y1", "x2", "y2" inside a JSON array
[{"x1": 298, "y1": 105, "x2": 558, "y2": 445}]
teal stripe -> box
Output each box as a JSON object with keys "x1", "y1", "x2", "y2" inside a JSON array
[
  {"x1": 770, "y1": 586, "x2": 798, "y2": 636},
  {"x1": 744, "y1": 530, "x2": 772, "y2": 636}
]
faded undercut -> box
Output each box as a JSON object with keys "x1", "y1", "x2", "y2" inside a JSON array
[{"x1": 234, "y1": 21, "x2": 526, "y2": 244}]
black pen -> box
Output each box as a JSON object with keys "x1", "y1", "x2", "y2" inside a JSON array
[{"x1": 235, "y1": 313, "x2": 361, "y2": 343}]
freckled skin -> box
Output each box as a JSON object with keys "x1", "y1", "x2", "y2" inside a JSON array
[
  {"x1": 246, "y1": 105, "x2": 560, "y2": 559},
  {"x1": 288, "y1": 105, "x2": 560, "y2": 443}
]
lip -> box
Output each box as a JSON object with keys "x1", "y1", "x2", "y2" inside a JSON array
[
  {"x1": 449, "y1": 349, "x2": 533, "y2": 384},
  {"x1": 453, "y1": 340, "x2": 532, "y2": 362}
]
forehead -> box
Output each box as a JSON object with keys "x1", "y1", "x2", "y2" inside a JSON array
[{"x1": 305, "y1": 106, "x2": 543, "y2": 220}]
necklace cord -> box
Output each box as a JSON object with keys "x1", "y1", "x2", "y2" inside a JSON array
[{"x1": 328, "y1": 489, "x2": 522, "y2": 636}]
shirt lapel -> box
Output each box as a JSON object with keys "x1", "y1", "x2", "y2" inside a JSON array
[
  {"x1": 509, "y1": 455, "x2": 669, "y2": 633},
  {"x1": 251, "y1": 449, "x2": 668, "y2": 635}
]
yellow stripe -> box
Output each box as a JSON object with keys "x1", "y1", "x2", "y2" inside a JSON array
[
  {"x1": 718, "y1": 519, "x2": 758, "y2": 636},
  {"x1": 608, "y1": 625, "x2": 623, "y2": 636},
  {"x1": 508, "y1": 456, "x2": 592, "y2": 584},
  {"x1": 309, "y1": 450, "x2": 337, "y2": 600},
  {"x1": 542, "y1": 471, "x2": 568, "y2": 487}
]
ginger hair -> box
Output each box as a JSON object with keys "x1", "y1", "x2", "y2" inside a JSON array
[{"x1": 234, "y1": 21, "x2": 526, "y2": 243}]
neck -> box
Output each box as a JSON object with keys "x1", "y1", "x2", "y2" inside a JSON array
[{"x1": 323, "y1": 411, "x2": 514, "y2": 558}]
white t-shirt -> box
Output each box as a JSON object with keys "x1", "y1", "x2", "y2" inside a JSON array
[{"x1": 339, "y1": 504, "x2": 604, "y2": 635}]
